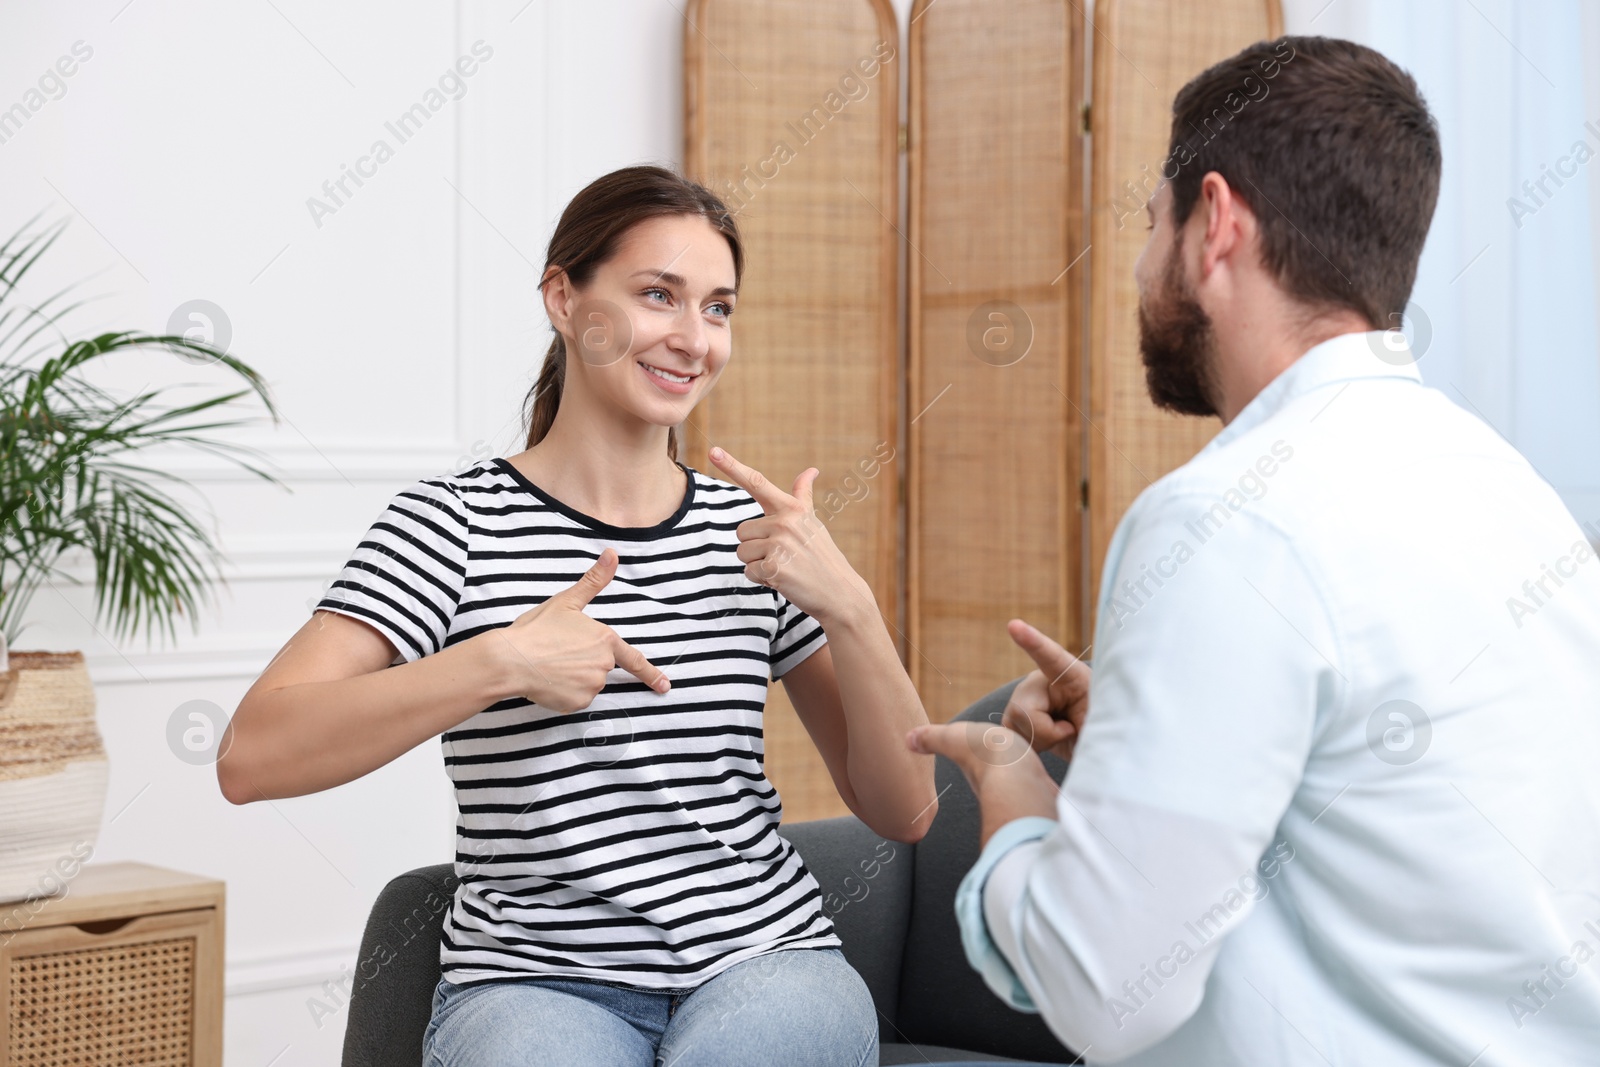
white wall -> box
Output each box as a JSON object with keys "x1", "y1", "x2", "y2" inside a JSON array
[
  {"x1": 1279, "y1": 0, "x2": 1600, "y2": 529},
  {"x1": 2, "y1": 2, "x2": 682, "y2": 1063}
]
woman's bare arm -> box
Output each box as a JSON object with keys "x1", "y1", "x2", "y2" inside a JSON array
[
  {"x1": 217, "y1": 549, "x2": 666, "y2": 804},
  {"x1": 705, "y1": 448, "x2": 938, "y2": 842},
  {"x1": 216, "y1": 611, "x2": 512, "y2": 804},
  {"x1": 783, "y1": 612, "x2": 939, "y2": 844}
]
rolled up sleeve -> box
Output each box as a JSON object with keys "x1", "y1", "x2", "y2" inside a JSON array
[{"x1": 954, "y1": 816, "x2": 1058, "y2": 1010}]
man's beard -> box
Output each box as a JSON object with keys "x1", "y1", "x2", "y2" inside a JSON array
[{"x1": 1137, "y1": 240, "x2": 1219, "y2": 418}]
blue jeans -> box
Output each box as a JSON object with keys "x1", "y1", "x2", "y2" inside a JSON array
[{"x1": 422, "y1": 946, "x2": 878, "y2": 1067}]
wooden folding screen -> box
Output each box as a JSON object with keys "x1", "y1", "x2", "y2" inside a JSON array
[
  {"x1": 687, "y1": 0, "x2": 1283, "y2": 821},
  {"x1": 1086, "y1": 0, "x2": 1284, "y2": 613},
  {"x1": 906, "y1": 0, "x2": 1087, "y2": 721},
  {"x1": 684, "y1": 0, "x2": 899, "y2": 821},
  {"x1": 907, "y1": 0, "x2": 1282, "y2": 714}
]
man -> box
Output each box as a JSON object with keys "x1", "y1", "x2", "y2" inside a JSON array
[{"x1": 908, "y1": 36, "x2": 1600, "y2": 1066}]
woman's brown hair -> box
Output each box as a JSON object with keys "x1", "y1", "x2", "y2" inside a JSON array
[{"x1": 524, "y1": 165, "x2": 744, "y2": 459}]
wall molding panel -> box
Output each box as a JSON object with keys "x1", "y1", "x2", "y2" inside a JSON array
[{"x1": 145, "y1": 439, "x2": 469, "y2": 484}]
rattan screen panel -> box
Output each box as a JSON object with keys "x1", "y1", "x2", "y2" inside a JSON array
[
  {"x1": 907, "y1": 0, "x2": 1086, "y2": 720},
  {"x1": 1086, "y1": 0, "x2": 1283, "y2": 622},
  {"x1": 685, "y1": 0, "x2": 900, "y2": 821},
  {"x1": 8, "y1": 937, "x2": 195, "y2": 1066}
]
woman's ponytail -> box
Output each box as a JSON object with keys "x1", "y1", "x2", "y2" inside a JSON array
[
  {"x1": 524, "y1": 334, "x2": 566, "y2": 450},
  {"x1": 521, "y1": 332, "x2": 681, "y2": 460}
]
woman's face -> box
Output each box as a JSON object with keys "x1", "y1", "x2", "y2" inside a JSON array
[{"x1": 546, "y1": 213, "x2": 737, "y2": 435}]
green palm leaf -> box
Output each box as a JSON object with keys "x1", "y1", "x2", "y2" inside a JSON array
[{"x1": 0, "y1": 218, "x2": 282, "y2": 645}]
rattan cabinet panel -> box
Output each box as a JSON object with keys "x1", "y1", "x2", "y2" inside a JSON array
[{"x1": 0, "y1": 865, "x2": 223, "y2": 1067}]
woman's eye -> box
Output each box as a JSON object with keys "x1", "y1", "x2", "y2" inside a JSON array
[
  {"x1": 643, "y1": 287, "x2": 671, "y2": 304},
  {"x1": 708, "y1": 302, "x2": 733, "y2": 320}
]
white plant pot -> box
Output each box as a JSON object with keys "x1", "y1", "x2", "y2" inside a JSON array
[{"x1": 0, "y1": 650, "x2": 108, "y2": 903}]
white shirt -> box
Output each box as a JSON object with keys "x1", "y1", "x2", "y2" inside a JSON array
[{"x1": 960, "y1": 331, "x2": 1600, "y2": 1065}]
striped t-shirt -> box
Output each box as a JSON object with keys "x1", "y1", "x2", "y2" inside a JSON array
[{"x1": 316, "y1": 457, "x2": 840, "y2": 989}]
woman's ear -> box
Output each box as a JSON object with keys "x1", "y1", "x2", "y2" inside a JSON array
[{"x1": 541, "y1": 266, "x2": 574, "y2": 336}]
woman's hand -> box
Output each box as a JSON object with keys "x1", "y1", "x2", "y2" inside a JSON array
[
  {"x1": 487, "y1": 548, "x2": 670, "y2": 712},
  {"x1": 709, "y1": 446, "x2": 873, "y2": 627}
]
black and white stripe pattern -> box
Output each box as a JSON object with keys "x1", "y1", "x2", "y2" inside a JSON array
[{"x1": 317, "y1": 458, "x2": 838, "y2": 989}]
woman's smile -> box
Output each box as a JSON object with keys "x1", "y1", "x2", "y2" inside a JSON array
[{"x1": 637, "y1": 358, "x2": 700, "y2": 395}]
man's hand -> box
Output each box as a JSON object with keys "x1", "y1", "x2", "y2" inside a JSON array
[
  {"x1": 902, "y1": 620, "x2": 1089, "y2": 847},
  {"x1": 905, "y1": 720, "x2": 1060, "y2": 848},
  {"x1": 1000, "y1": 620, "x2": 1091, "y2": 763}
]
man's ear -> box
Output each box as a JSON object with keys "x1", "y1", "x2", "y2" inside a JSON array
[
  {"x1": 1196, "y1": 171, "x2": 1251, "y2": 281},
  {"x1": 541, "y1": 266, "x2": 574, "y2": 335}
]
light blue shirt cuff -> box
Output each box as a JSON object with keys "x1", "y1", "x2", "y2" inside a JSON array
[{"x1": 954, "y1": 815, "x2": 1058, "y2": 1012}]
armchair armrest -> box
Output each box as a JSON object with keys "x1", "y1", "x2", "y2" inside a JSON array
[{"x1": 342, "y1": 864, "x2": 457, "y2": 1067}]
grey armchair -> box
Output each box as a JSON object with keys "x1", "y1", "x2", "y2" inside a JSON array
[{"x1": 342, "y1": 678, "x2": 1079, "y2": 1066}]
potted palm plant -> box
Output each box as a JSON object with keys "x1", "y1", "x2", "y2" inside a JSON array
[{"x1": 0, "y1": 217, "x2": 279, "y2": 901}]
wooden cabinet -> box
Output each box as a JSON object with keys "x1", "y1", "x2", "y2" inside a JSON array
[{"x1": 1, "y1": 863, "x2": 223, "y2": 1067}]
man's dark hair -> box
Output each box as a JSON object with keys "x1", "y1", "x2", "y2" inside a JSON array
[{"x1": 1164, "y1": 36, "x2": 1441, "y2": 329}]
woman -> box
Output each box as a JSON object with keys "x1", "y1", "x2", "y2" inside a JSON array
[{"x1": 221, "y1": 165, "x2": 937, "y2": 1067}]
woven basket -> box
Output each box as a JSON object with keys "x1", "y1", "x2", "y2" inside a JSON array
[{"x1": 0, "y1": 651, "x2": 107, "y2": 903}]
